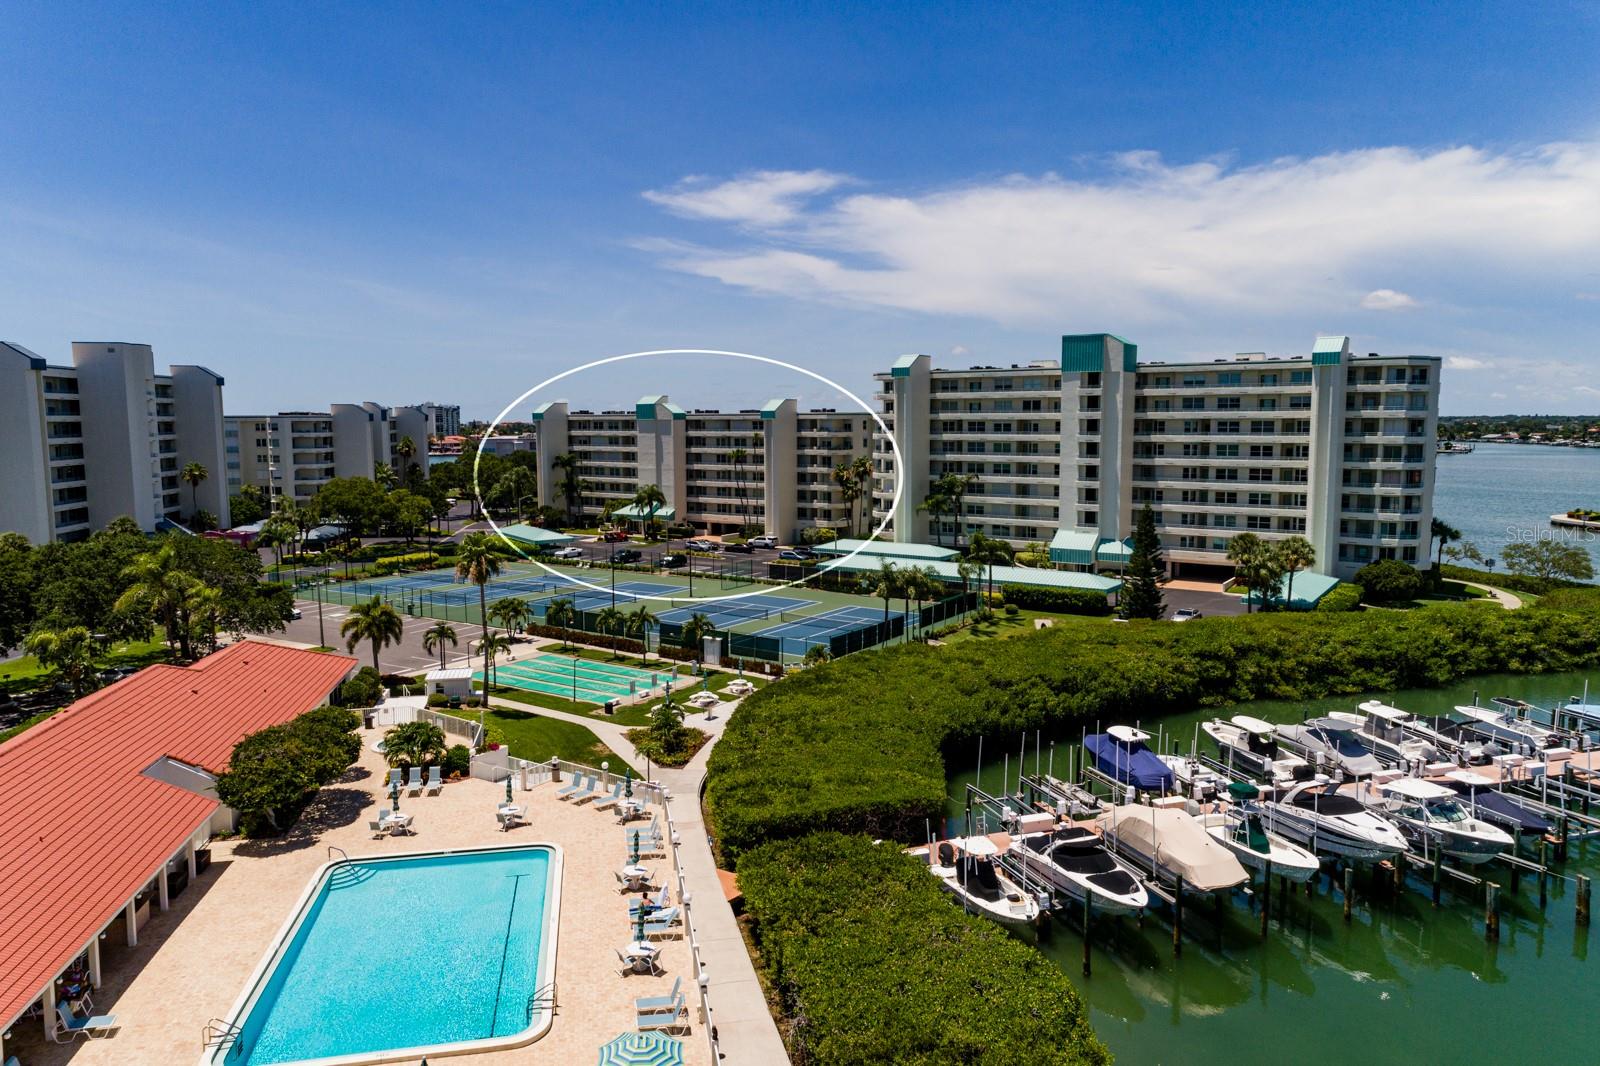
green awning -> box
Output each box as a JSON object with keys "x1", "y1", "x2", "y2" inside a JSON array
[
  {"x1": 496, "y1": 523, "x2": 577, "y2": 546},
  {"x1": 1248, "y1": 570, "x2": 1341, "y2": 610},
  {"x1": 815, "y1": 555, "x2": 1121, "y2": 594},
  {"x1": 611, "y1": 503, "x2": 677, "y2": 520},
  {"x1": 810, "y1": 538, "x2": 961, "y2": 561},
  {"x1": 1096, "y1": 538, "x2": 1135, "y2": 564},
  {"x1": 1049, "y1": 529, "x2": 1100, "y2": 565}
]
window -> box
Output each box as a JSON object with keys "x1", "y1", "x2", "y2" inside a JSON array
[
  {"x1": 1258, "y1": 397, "x2": 1277, "y2": 411},
  {"x1": 1249, "y1": 444, "x2": 1274, "y2": 458},
  {"x1": 1290, "y1": 394, "x2": 1311, "y2": 410},
  {"x1": 1182, "y1": 396, "x2": 1206, "y2": 411},
  {"x1": 1217, "y1": 371, "x2": 1242, "y2": 386},
  {"x1": 1258, "y1": 373, "x2": 1278, "y2": 386},
  {"x1": 1182, "y1": 374, "x2": 1207, "y2": 388},
  {"x1": 1290, "y1": 369, "x2": 1312, "y2": 385},
  {"x1": 1216, "y1": 443, "x2": 1239, "y2": 457},
  {"x1": 1247, "y1": 491, "x2": 1272, "y2": 507},
  {"x1": 1246, "y1": 515, "x2": 1271, "y2": 530},
  {"x1": 1216, "y1": 420, "x2": 1241, "y2": 434},
  {"x1": 1215, "y1": 395, "x2": 1241, "y2": 410},
  {"x1": 1216, "y1": 490, "x2": 1238, "y2": 504}
]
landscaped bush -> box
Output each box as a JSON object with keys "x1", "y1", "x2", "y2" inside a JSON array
[
  {"x1": 370, "y1": 551, "x2": 440, "y2": 575},
  {"x1": 1441, "y1": 563, "x2": 1591, "y2": 597},
  {"x1": 706, "y1": 600, "x2": 1600, "y2": 859},
  {"x1": 1315, "y1": 581, "x2": 1363, "y2": 612},
  {"x1": 739, "y1": 833, "x2": 1109, "y2": 1066},
  {"x1": 1000, "y1": 584, "x2": 1114, "y2": 615},
  {"x1": 442, "y1": 743, "x2": 472, "y2": 778},
  {"x1": 339, "y1": 666, "x2": 383, "y2": 706},
  {"x1": 426, "y1": 692, "x2": 449, "y2": 707},
  {"x1": 215, "y1": 704, "x2": 362, "y2": 836},
  {"x1": 1353, "y1": 559, "x2": 1423, "y2": 604}
]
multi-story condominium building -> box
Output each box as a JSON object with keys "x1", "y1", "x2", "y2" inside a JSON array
[
  {"x1": 415, "y1": 401, "x2": 460, "y2": 439},
  {"x1": 225, "y1": 402, "x2": 431, "y2": 504},
  {"x1": 0, "y1": 341, "x2": 229, "y2": 543},
  {"x1": 874, "y1": 334, "x2": 1441, "y2": 579},
  {"x1": 529, "y1": 397, "x2": 874, "y2": 539}
]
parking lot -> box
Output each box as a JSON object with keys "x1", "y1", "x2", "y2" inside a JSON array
[{"x1": 1161, "y1": 580, "x2": 1249, "y2": 620}]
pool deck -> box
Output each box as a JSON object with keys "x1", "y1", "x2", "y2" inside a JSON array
[{"x1": 8, "y1": 733, "x2": 710, "y2": 1066}]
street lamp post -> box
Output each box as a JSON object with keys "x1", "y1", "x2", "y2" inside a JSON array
[
  {"x1": 316, "y1": 566, "x2": 331, "y2": 649},
  {"x1": 572, "y1": 652, "x2": 579, "y2": 703},
  {"x1": 516, "y1": 494, "x2": 534, "y2": 523}
]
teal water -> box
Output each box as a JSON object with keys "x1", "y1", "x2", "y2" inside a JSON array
[
  {"x1": 945, "y1": 671, "x2": 1599, "y2": 1066},
  {"x1": 1434, "y1": 443, "x2": 1600, "y2": 567},
  {"x1": 236, "y1": 848, "x2": 551, "y2": 1064}
]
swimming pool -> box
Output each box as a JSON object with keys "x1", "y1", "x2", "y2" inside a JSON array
[{"x1": 206, "y1": 844, "x2": 561, "y2": 1066}]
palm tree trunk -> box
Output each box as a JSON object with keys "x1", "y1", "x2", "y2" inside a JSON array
[
  {"x1": 479, "y1": 584, "x2": 490, "y2": 696},
  {"x1": 372, "y1": 641, "x2": 381, "y2": 675}
]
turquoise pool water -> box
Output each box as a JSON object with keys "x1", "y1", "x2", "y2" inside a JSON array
[{"x1": 226, "y1": 847, "x2": 554, "y2": 1065}]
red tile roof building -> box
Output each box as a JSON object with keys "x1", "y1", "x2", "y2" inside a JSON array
[{"x1": 0, "y1": 640, "x2": 355, "y2": 1037}]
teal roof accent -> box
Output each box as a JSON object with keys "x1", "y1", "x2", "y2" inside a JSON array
[
  {"x1": 817, "y1": 555, "x2": 1121, "y2": 594},
  {"x1": 1246, "y1": 570, "x2": 1342, "y2": 610},
  {"x1": 663, "y1": 401, "x2": 687, "y2": 420},
  {"x1": 1048, "y1": 528, "x2": 1101, "y2": 564},
  {"x1": 1312, "y1": 336, "x2": 1347, "y2": 366},
  {"x1": 760, "y1": 398, "x2": 787, "y2": 420},
  {"x1": 1061, "y1": 334, "x2": 1106, "y2": 374},
  {"x1": 1110, "y1": 335, "x2": 1139, "y2": 372},
  {"x1": 611, "y1": 503, "x2": 677, "y2": 520},
  {"x1": 495, "y1": 523, "x2": 577, "y2": 546},
  {"x1": 529, "y1": 401, "x2": 559, "y2": 422},
  {"x1": 1096, "y1": 537, "x2": 1135, "y2": 563},
  {"x1": 810, "y1": 538, "x2": 961, "y2": 561},
  {"x1": 891, "y1": 353, "x2": 923, "y2": 378}
]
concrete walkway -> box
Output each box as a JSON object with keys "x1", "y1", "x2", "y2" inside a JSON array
[
  {"x1": 488, "y1": 688, "x2": 791, "y2": 1065},
  {"x1": 1458, "y1": 580, "x2": 1524, "y2": 609}
]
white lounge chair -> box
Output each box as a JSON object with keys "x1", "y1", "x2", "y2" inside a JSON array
[
  {"x1": 54, "y1": 1001, "x2": 117, "y2": 1042},
  {"x1": 406, "y1": 767, "x2": 424, "y2": 795},
  {"x1": 425, "y1": 766, "x2": 443, "y2": 794},
  {"x1": 636, "y1": 993, "x2": 687, "y2": 1030},
  {"x1": 368, "y1": 819, "x2": 387, "y2": 839},
  {"x1": 641, "y1": 917, "x2": 682, "y2": 939},
  {"x1": 593, "y1": 782, "x2": 625, "y2": 810},
  {"x1": 571, "y1": 776, "x2": 600, "y2": 804},
  {"x1": 628, "y1": 887, "x2": 670, "y2": 916},
  {"x1": 387, "y1": 768, "x2": 403, "y2": 790},
  {"x1": 556, "y1": 773, "x2": 588, "y2": 801},
  {"x1": 635, "y1": 976, "x2": 683, "y2": 1013}
]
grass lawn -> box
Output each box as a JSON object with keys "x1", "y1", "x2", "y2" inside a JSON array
[
  {"x1": 478, "y1": 704, "x2": 638, "y2": 776},
  {"x1": 1401, "y1": 580, "x2": 1497, "y2": 610},
  {"x1": 937, "y1": 608, "x2": 1070, "y2": 643},
  {"x1": 0, "y1": 639, "x2": 170, "y2": 695}
]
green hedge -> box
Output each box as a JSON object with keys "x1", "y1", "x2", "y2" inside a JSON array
[
  {"x1": 740, "y1": 833, "x2": 1109, "y2": 1066},
  {"x1": 1440, "y1": 563, "x2": 1592, "y2": 597},
  {"x1": 1000, "y1": 584, "x2": 1113, "y2": 615},
  {"x1": 706, "y1": 601, "x2": 1600, "y2": 859},
  {"x1": 1314, "y1": 581, "x2": 1362, "y2": 612}
]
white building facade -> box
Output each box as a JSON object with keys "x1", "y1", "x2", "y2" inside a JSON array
[
  {"x1": 0, "y1": 341, "x2": 229, "y2": 543},
  {"x1": 872, "y1": 334, "x2": 1441, "y2": 580},
  {"x1": 225, "y1": 403, "x2": 431, "y2": 505}
]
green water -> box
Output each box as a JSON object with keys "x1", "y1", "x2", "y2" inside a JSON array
[{"x1": 944, "y1": 670, "x2": 1600, "y2": 1066}]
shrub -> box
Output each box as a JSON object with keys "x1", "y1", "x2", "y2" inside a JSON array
[
  {"x1": 443, "y1": 743, "x2": 472, "y2": 778},
  {"x1": 339, "y1": 666, "x2": 383, "y2": 707},
  {"x1": 1353, "y1": 559, "x2": 1423, "y2": 604},
  {"x1": 1441, "y1": 563, "x2": 1591, "y2": 597},
  {"x1": 1315, "y1": 582, "x2": 1363, "y2": 612},
  {"x1": 1004, "y1": 603, "x2": 1019, "y2": 616},
  {"x1": 739, "y1": 833, "x2": 1109, "y2": 1066},
  {"x1": 215, "y1": 704, "x2": 362, "y2": 836},
  {"x1": 426, "y1": 692, "x2": 448, "y2": 707},
  {"x1": 1000, "y1": 584, "x2": 1113, "y2": 615}
]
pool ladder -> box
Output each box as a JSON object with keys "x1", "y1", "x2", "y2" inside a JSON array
[
  {"x1": 201, "y1": 1017, "x2": 241, "y2": 1051},
  {"x1": 526, "y1": 981, "x2": 557, "y2": 1022}
]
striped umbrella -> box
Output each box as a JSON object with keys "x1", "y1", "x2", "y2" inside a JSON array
[{"x1": 597, "y1": 1030, "x2": 684, "y2": 1066}]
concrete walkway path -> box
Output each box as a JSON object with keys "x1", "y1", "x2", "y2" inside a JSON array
[{"x1": 1458, "y1": 580, "x2": 1524, "y2": 609}]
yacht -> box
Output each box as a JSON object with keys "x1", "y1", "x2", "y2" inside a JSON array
[
  {"x1": 1201, "y1": 715, "x2": 1312, "y2": 784},
  {"x1": 1358, "y1": 778, "x2": 1513, "y2": 865},
  {"x1": 1260, "y1": 779, "x2": 1409, "y2": 862},
  {"x1": 1011, "y1": 825, "x2": 1150, "y2": 915},
  {"x1": 1452, "y1": 701, "x2": 1565, "y2": 754},
  {"x1": 1084, "y1": 726, "x2": 1175, "y2": 794},
  {"x1": 1275, "y1": 717, "x2": 1384, "y2": 777},
  {"x1": 1159, "y1": 752, "x2": 1227, "y2": 802},
  {"x1": 1197, "y1": 783, "x2": 1321, "y2": 883},
  {"x1": 1439, "y1": 770, "x2": 1553, "y2": 838},
  {"x1": 912, "y1": 836, "x2": 1044, "y2": 927},
  {"x1": 1097, "y1": 805, "x2": 1249, "y2": 893},
  {"x1": 1327, "y1": 702, "x2": 1439, "y2": 768}
]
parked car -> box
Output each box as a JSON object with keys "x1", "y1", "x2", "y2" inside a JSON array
[
  {"x1": 748, "y1": 534, "x2": 779, "y2": 549},
  {"x1": 600, "y1": 529, "x2": 629, "y2": 542},
  {"x1": 724, "y1": 541, "x2": 755, "y2": 554},
  {"x1": 553, "y1": 546, "x2": 585, "y2": 559},
  {"x1": 685, "y1": 539, "x2": 722, "y2": 553},
  {"x1": 1171, "y1": 608, "x2": 1203, "y2": 622},
  {"x1": 660, "y1": 553, "x2": 687, "y2": 568},
  {"x1": 612, "y1": 549, "x2": 643, "y2": 564},
  {"x1": 289, "y1": 606, "x2": 303, "y2": 620},
  {"x1": 778, "y1": 549, "x2": 813, "y2": 561}
]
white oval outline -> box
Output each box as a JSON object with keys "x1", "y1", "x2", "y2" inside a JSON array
[{"x1": 472, "y1": 348, "x2": 904, "y2": 606}]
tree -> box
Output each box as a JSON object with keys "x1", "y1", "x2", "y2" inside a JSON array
[
  {"x1": 871, "y1": 560, "x2": 900, "y2": 622},
  {"x1": 386, "y1": 489, "x2": 432, "y2": 549},
  {"x1": 552, "y1": 452, "x2": 584, "y2": 520},
  {"x1": 373, "y1": 461, "x2": 398, "y2": 491},
  {"x1": 0, "y1": 533, "x2": 36, "y2": 654},
  {"x1": 626, "y1": 604, "x2": 659, "y2": 661},
  {"x1": 831, "y1": 462, "x2": 860, "y2": 541},
  {"x1": 900, "y1": 565, "x2": 940, "y2": 640},
  {"x1": 180, "y1": 461, "x2": 209, "y2": 519},
  {"x1": 850, "y1": 456, "x2": 873, "y2": 537},
  {"x1": 314, "y1": 477, "x2": 388, "y2": 537},
  {"x1": 938, "y1": 472, "x2": 978, "y2": 547},
  {"x1": 544, "y1": 597, "x2": 578, "y2": 649},
  {"x1": 632, "y1": 483, "x2": 668, "y2": 535},
  {"x1": 1119, "y1": 504, "x2": 1166, "y2": 620},
  {"x1": 341, "y1": 597, "x2": 404, "y2": 674},
  {"x1": 1503, "y1": 540, "x2": 1596, "y2": 582},
  {"x1": 24, "y1": 625, "x2": 97, "y2": 698},
  {"x1": 492, "y1": 466, "x2": 536, "y2": 520},
  {"x1": 594, "y1": 605, "x2": 627, "y2": 658},
  {"x1": 488, "y1": 596, "x2": 531, "y2": 636},
  {"x1": 729, "y1": 447, "x2": 750, "y2": 529},
  {"x1": 802, "y1": 644, "x2": 832, "y2": 666},
  {"x1": 455, "y1": 531, "x2": 502, "y2": 689},
  {"x1": 395, "y1": 436, "x2": 418, "y2": 488},
  {"x1": 229, "y1": 484, "x2": 267, "y2": 525},
  {"x1": 422, "y1": 620, "x2": 458, "y2": 669},
  {"x1": 965, "y1": 531, "x2": 1013, "y2": 600},
  {"x1": 1431, "y1": 518, "x2": 1461, "y2": 569},
  {"x1": 481, "y1": 631, "x2": 513, "y2": 689},
  {"x1": 680, "y1": 612, "x2": 717, "y2": 654},
  {"x1": 918, "y1": 487, "x2": 950, "y2": 547},
  {"x1": 1353, "y1": 558, "x2": 1424, "y2": 605},
  {"x1": 1275, "y1": 535, "x2": 1317, "y2": 612},
  {"x1": 214, "y1": 725, "x2": 314, "y2": 833},
  {"x1": 382, "y1": 720, "x2": 447, "y2": 770},
  {"x1": 1226, "y1": 533, "x2": 1274, "y2": 613},
  {"x1": 1444, "y1": 540, "x2": 1486, "y2": 567},
  {"x1": 187, "y1": 584, "x2": 225, "y2": 654},
  {"x1": 648, "y1": 697, "x2": 690, "y2": 759},
  {"x1": 115, "y1": 543, "x2": 202, "y2": 659}
]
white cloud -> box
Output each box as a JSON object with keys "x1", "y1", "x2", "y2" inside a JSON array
[
  {"x1": 950, "y1": 344, "x2": 971, "y2": 357},
  {"x1": 1444, "y1": 355, "x2": 1492, "y2": 370},
  {"x1": 639, "y1": 144, "x2": 1600, "y2": 325},
  {"x1": 1578, "y1": 292, "x2": 1600, "y2": 301},
  {"x1": 1361, "y1": 289, "x2": 1419, "y2": 310},
  {"x1": 642, "y1": 170, "x2": 851, "y2": 227}
]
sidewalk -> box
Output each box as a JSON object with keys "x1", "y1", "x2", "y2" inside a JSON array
[{"x1": 1458, "y1": 580, "x2": 1523, "y2": 609}]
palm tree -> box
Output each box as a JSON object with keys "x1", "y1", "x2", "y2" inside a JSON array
[
  {"x1": 918, "y1": 487, "x2": 950, "y2": 546},
  {"x1": 626, "y1": 604, "x2": 659, "y2": 662},
  {"x1": 831, "y1": 462, "x2": 860, "y2": 540},
  {"x1": 680, "y1": 612, "x2": 718, "y2": 656},
  {"x1": 488, "y1": 596, "x2": 531, "y2": 637},
  {"x1": 115, "y1": 544, "x2": 201, "y2": 659},
  {"x1": 1276, "y1": 536, "x2": 1317, "y2": 611},
  {"x1": 494, "y1": 467, "x2": 536, "y2": 521},
  {"x1": 850, "y1": 455, "x2": 873, "y2": 537},
  {"x1": 956, "y1": 556, "x2": 983, "y2": 596},
  {"x1": 632, "y1": 483, "x2": 667, "y2": 538},
  {"x1": 871, "y1": 559, "x2": 900, "y2": 622},
  {"x1": 1226, "y1": 532, "x2": 1268, "y2": 613},
  {"x1": 341, "y1": 596, "x2": 404, "y2": 674},
  {"x1": 544, "y1": 597, "x2": 578, "y2": 650},
  {"x1": 187, "y1": 584, "x2": 224, "y2": 654},
  {"x1": 729, "y1": 447, "x2": 750, "y2": 530},
  {"x1": 898, "y1": 565, "x2": 940, "y2": 640},
  {"x1": 552, "y1": 452, "x2": 583, "y2": 519},
  {"x1": 395, "y1": 436, "x2": 417, "y2": 488},
  {"x1": 594, "y1": 605, "x2": 627, "y2": 659},
  {"x1": 455, "y1": 531, "x2": 502, "y2": 687},
  {"x1": 422, "y1": 620, "x2": 458, "y2": 669},
  {"x1": 965, "y1": 531, "x2": 1012, "y2": 600},
  {"x1": 939, "y1": 472, "x2": 978, "y2": 547},
  {"x1": 1431, "y1": 517, "x2": 1461, "y2": 569},
  {"x1": 373, "y1": 461, "x2": 398, "y2": 491},
  {"x1": 383, "y1": 720, "x2": 446, "y2": 770},
  {"x1": 24, "y1": 625, "x2": 98, "y2": 698},
  {"x1": 481, "y1": 632, "x2": 514, "y2": 690},
  {"x1": 180, "y1": 461, "x2": 209, "y2": 519}
]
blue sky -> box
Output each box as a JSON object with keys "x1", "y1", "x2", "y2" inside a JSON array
[{"x1": 2, "y1": 2, "x2": 1598, "y2": 417}]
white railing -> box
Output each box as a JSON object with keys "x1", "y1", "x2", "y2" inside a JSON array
[{"x1": 660, "y1": 791, "x2": 721, "y2": 1064}]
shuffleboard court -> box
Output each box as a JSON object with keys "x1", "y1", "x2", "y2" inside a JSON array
[{"x1": 481, "y1": 651, "x2": 667, "y2": 703}]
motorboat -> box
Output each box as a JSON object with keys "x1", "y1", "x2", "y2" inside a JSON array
[
  {"x1": 1402, "y1": 714, "x2": 1501, "y2": 766},
  {"x1": 1096, "y1": 804, "x2": 1248, "y2": 893},
  {"x1": 1327, "y1": 702, "x2": 1439, "y2": 768},
  {"x1": 1452, "y1": 699, "x2": 1568, "y2": 754},
  {"x1": 1084, "y1": 726, "x2": 1175, "y2": 794},
  {"x1": 1201, "y1": 715, "x2": 1312, "y2": 785},
  {"x1": 912, "y1": 835, "x2": 1043, "y2": 926},
  {"x1": 1259, "y1": 780, "x2": 1409, "y2": 862},
  {"x1": 1198, "y1": 783, "x2": 1321, "y2": 883},
  {"x1": 1011, "y1": 825, "x2": 1149, "y2": 915},
  {"x1": 1275, "y1": 717, "x2": 1384, "y2": 777},
  {"x1": 1439, "y1": 770, "x2": 1553, "y2": 838},
  {"x1": 1357, "y1": 778, "x2": 1513, "y2": 865},
  {"x1": 1159, "y1": 753, "x2": 1227, "y2": 802},
  {"x1": 1557, "y1": 695, "x2": 1600, "y2": 732},
  {"x1": 1026, "y1": 774, "x2": 1108, "y2": 820}
]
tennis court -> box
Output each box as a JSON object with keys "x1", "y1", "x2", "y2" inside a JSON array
[
  {"x1": 655, "y1": 591, "x2": 813, "y2": 628},
  {"x1": 747, "y1": 605, "x2": 903, "y2": 656},
  {"x1": 477, "y1": 651, "x2": 669, "y2": 704}
]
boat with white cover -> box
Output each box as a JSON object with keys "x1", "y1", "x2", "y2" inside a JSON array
[
  {"x1": 911, "y1": 836, "x2": 1043, "y2": 926},
  {"x1": 1328, "y1": 702, "x2": 1439, "y2": 768},
  {"x1": 1198, "y1": 782, "x2": 1321, "y2": 882},
  {"x1": 1275, "y1": 717, "x2": 1384, "y2": 778},
  {"x1": 1357, "y1": 778, "x2": 1514, "y2": 865},
  {"x1": 1201, "y1": 715, "x2": 1312, "y2": 785},
  {"x1": 1452, "y1": 701, "x2": 1565, "y2": 753},
  {"x1": 1011, "y1": 825, "x2": 1150, "y2": 915},
  {"x1": 1260, "y1": 779, "x2": 1409, "y2": 862},
  {"x1": 1096, "y1": 804, "x2": 1249, "y2": 893}
]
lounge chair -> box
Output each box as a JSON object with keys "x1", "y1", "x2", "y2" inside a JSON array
[
  {"x1": 592, "y1": 782, "x2": 625, "y2": 810},
  {"x1": 556, "y1": 773, "x2": 587, "y2": 800},
  {"x1": 425, "y1": 766, "x2": 443, "y2": 795},
  {"x1": 635, "y1": 976, "x2": 683, "y2": 1013},
  {"x1": 642, "y1": 917, "x2": 682, "y2": 940},
  {"x1": 636, "y1": 994, "x2": 687, "y2": 1030},
  {"x1": 406, "y1": 767, "x2": 424, "y2": 795},
  {"x1": 571, "y1": 776, "x2": 599, "y2": 804},
  {"x1": 628, "y1": 887, "x2": 670, "y2": 916},
  {"x1": 640, "y1": 906, "x2": 680, "y2": 927},
  {"x1": 53, "y1": 1001, "x2": 117, "y2": 1042},
  {"x1": 388, "y1": 768, "x2": 403, "y2": 791}
]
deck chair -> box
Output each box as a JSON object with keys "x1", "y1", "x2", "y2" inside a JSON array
[
  {"x1": 636, "y1": 994, "x2": 687, "y2": 1030},
  {"x1": 368, "y1": 819, "x2": 387, "y2": 839},
  {"x1": 592, "y1": 782, "x2": 625, "y2": 810},
  {"x1": 635, "y1": 976, "x2": 683, "y2": 1014},
  {"x1": 642, "y1": 917, "x2": 682, "y2": 940},
  {"x1": 628, "y1": 887, "x2": 670, "y2": 916},
  {"x1": 556, "y1": 773, "x2": 587, "y2": 800},
  {"x1": 425, "y1": 766, "x2": 444, "y2": 794},
  {"x1": 570, "y1": 776, "x2": 599, "y2": 804},
  {"x1": 614, "y1": 948, "x2": 635, "y2": 977},
  {"x1": 406, "y1": 767, "x2": 424, "y2": 795},
  {"x1": 54, "y1": 1001, "x2": 117, "y2": 1042},
  {"x1": 388, "y1": 768, "x2": 403, "y2": 791}
]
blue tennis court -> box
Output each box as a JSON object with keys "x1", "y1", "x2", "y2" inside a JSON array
[
  {"x1": 656, "y1": 592, "x2": 812, "y2": 628},
  {"x1": 749, "y1": 605, "x2": 902, "y2": 655}
]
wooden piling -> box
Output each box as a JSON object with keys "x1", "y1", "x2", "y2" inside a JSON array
[
  {"x1": 1390, "y1": 857, "x2": 1403, "y2": 896},
  {"x1": 1432, "y1": 848, "x2": 1443, "y2": 908},
  {"x1": 1557, "y1": 816, "x2": 1570, "y2": 863},
  {"x1": 1261, "y1": 860, "x2": 1272, "y2": 940},
  {"x1": 1082, "y1": 893, "x2": 1092, "y2": 977},
  {"x1": 1343, "y1": 867, "x2": 1355, "y2": 922},
  {"x1": 1578, "y1": 875, "x2": 1592, "y2": 928},
  {"x1": 1173, "y1": 875, "x2": 1184, "y2": 958},
  {"x1": 1539, "y1": 838, "x2": 1549, "y2": 910},
  {"x1": 1486, "y1": 883, "x2": 1500, "y2": 941}
]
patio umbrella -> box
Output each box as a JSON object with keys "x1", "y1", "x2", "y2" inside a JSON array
[
  {"x1": 505, "y1": 770, "x2": 514, "y2": 804},
  {"x1": 629, "y1": 832, "x2": 640, "y2": 866},
  {"x1": 624, "y1": 767, "x2": 633, "y2": 799},
  {"x1": 390, "y1": 778, "x2": 401, "y2": 813},
  {"x1": 597, "y1": 1030, "x2": 683, "y2": 1066},
  {"x1": 634, "y1": 905, "x2": 647, "y2": 941}
]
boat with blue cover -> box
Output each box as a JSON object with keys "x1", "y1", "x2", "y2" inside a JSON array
[{"x1": 1084, "y1": 725, "x2": 1175, "y2": 793}]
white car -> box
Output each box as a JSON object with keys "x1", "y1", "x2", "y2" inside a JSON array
[
  {"x1": 1171, "y1": 608, "x2": 1203, "y2": 622},
  {"x1": 552, "y1": 546, "x2": 584, "y2": 559},
  {"x1": 748, "y1": 535, "x2": 779, "y2": 549},
  {"x1": 289, "y1": 607, "x2": 303, "y2": 620}
]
